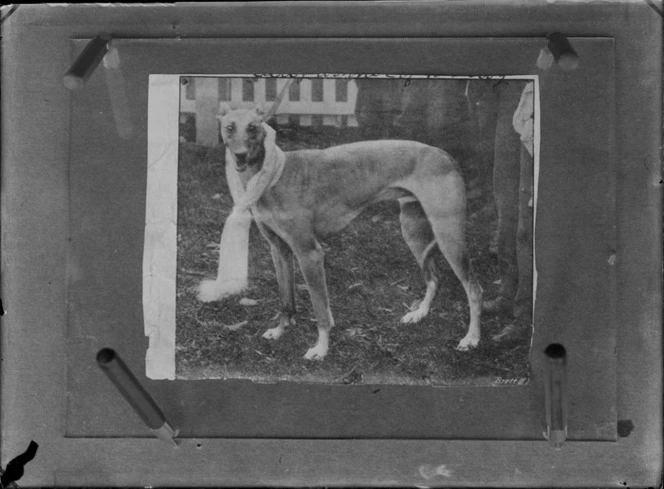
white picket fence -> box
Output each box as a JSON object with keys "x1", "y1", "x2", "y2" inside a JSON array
[{"x1": 180, "y1": 77, "x2": 359, "y2": 145}]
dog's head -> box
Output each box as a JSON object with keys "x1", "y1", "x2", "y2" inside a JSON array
[{"x1": 218, "y1": 106, "x2": 267, "y2": 173}]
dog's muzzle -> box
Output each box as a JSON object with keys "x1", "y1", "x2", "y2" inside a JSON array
[{"x1": 233, "y1": 152, "x2": 248, "y2": 172}]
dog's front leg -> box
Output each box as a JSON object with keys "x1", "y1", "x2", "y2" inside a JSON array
[
  {"x1": 262, "y1": 236, "x2": 296, "y2": 341},
  {"x1": 293, "y1": 241, "x2": 334, "y2": 361}
]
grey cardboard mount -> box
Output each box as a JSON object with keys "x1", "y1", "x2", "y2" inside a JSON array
[
  {"x1": 66, "y1": 37, "x2": 617, "y2": 441},
  {"x1": 1, "y1": 3, "x2": 661, "y2": 487}
]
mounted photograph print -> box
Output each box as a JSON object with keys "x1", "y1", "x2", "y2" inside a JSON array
[{"x1": 144, "y1": 74, "x2": 538, "y2": 385}]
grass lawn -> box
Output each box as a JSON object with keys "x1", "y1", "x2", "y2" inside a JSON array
[{"x1": 175, "y1": 126, "x2": 531, "y2": 385}]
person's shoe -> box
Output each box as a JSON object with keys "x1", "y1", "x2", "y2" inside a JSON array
[{"x1": 492, "y1": 321, "x2": 532, "y2": 344}]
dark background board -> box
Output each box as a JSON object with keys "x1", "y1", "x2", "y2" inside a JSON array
[
  {"x1": 65, "y1": 37, "x2": 617, "y2": 441},
  {"x1": 1, "y1": 3, "x2": 661, "y2": 487}
]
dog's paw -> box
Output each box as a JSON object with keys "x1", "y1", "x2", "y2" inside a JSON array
[
  {"x1": 456, "y1": 334, "x2": 480, "y2": 351},
  {"x1": 304, "y1": 344, "x2": 327, "y2": 361},
  {"x1": 262, "y1": 326, "x2": 284, "y2": 340},
  {"x1": 400, "y1": 308, "x2": 427, "y2": 324}
]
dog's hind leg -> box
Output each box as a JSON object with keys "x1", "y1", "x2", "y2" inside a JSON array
[
  {"x1": 411, "y1": 175, "x2": 483, "y2": 350},
  {"x1": 259, "y1": 225, "x2": 296, "y2": 341},
  {"x1": 291, "y1": 239, "x2": 335, "y2": 360},
  {"x1": 398, "y1": 197, "x2": 441, "y2": 324}
]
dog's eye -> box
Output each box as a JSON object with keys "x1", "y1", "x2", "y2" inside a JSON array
[
  {"x1": 247, "y1": 124, "x2": 258, "y2": 134},
  {"x1": 225, "y1": 123, "x2": 235, "y2": 133}
]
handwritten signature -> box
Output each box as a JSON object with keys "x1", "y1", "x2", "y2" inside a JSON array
[{"x1": 251, "y1": 73, "x2": 510, "y2": 88}]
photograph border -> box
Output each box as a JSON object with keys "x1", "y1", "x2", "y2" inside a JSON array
[{"x1": 144, "y1": 73, "x2": 540, "y2": 381}]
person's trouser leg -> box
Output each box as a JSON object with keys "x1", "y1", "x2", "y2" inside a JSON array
[
  {"x1": 513, "y1": 145, "x2": 534, "y2": 322},
  {"x1": 485, "y1": 81, "x2": 523, "y2": 315}
]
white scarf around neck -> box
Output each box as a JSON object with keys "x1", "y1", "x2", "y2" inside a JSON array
[{"x1": 198, "y1": 123, "x2": 285, "y2": 302}]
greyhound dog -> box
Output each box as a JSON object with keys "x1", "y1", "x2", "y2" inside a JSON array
[{"x1": 207, "y1": 106, "x2": 483, "y2": 360}]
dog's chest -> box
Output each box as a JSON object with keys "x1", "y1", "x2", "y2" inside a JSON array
[{"x1": 251, "y1": 201, "x2": 287, "y2": 229}]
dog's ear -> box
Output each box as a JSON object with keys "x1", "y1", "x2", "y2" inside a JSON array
[
  {"x1": 254, "y1": 104, "x2": 267, "y2": 119},
  {"x1": 217, "y1": 103, "x2": 231, "y2": 118}
]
